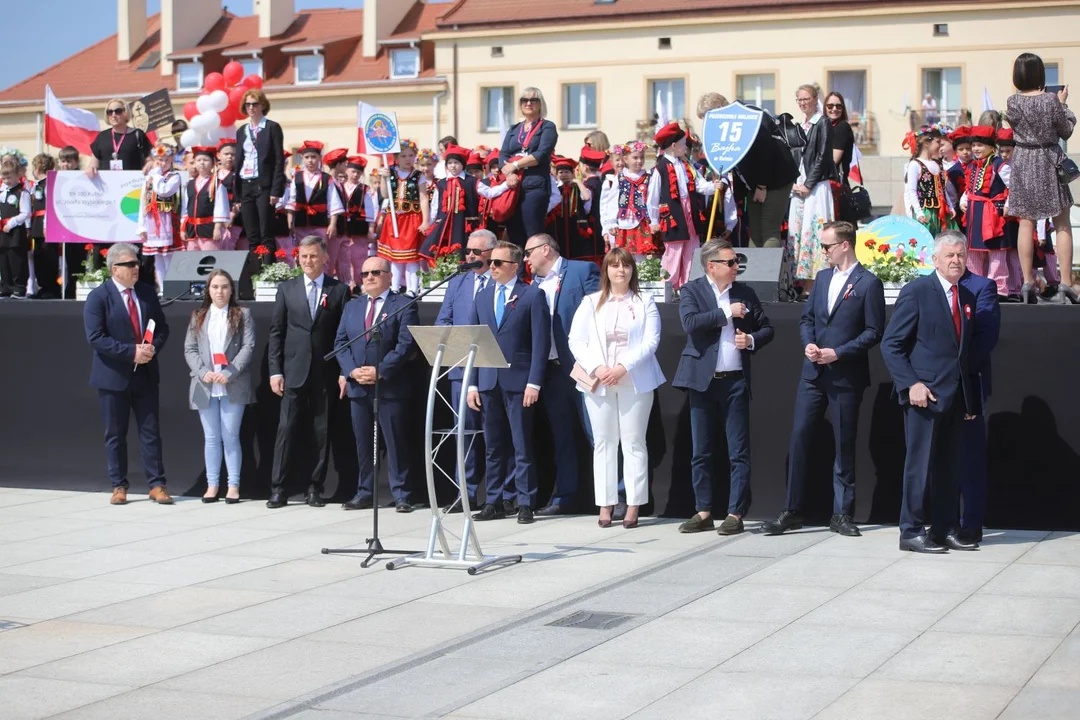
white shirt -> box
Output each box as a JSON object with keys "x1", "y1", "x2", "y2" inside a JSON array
[
  {"x1": 240, "y1": 117, "x2": 266, "y2": 180},
  {"x1": 936, "y1": 270, "x2": 959, "y2": 307},
  {"x1": 112, "y1": 278, "x2": 143, "y2": 334},
  {"x1": 428, "y1": 171, "x2": 509, "y2": 216},
  {"x1": 271, "y1": 274, "x2": 325, "y2": 383},
  {"x1": 207, "y1": 304, "x2": 230, "y2": 398},
  {"x1": 827, "y1": 263, "x2": 857, "y2": 313},
  {"x1": 708, "y1": 279, "x2": 744, "y2": 373},
  {"x1": 1, "y1": 181, "x2": 31, "y2": 233},
  {"x1": 472, "y1": 271, "x2": 492, "y2": 298},
  {"x1": 179, "y1": 176, "x2": 231, "y2": 225},
  {"x1": 287, "y1": 171, "x2": 344, "y2": 217},
  {"x1": 364, "y1": 288, "x2": 390, "y2": 328},
  {"x1": 646, "y1": 152, "x2": 716, "y2": 226},
  {"x1": 536, "y1": 256, "x2": 564, "y2": 361}
]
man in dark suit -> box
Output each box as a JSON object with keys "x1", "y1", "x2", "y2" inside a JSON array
[
  {"x1": 83, "y1": 243, "x2": 171, "y2": 506},
  {"x1": 958, "y1": 265, "x2": 1000, "y2": 543},
  {"x1": 234, "y1": 89, "x2": 286, "y2": 253},
  {"x1": 267, "y1": 235, "x2": 351, "y2": 508},
  {"x1": 523, "y1": 232, "x2": 601, "y2": 515},
  {"x1": 435, "y1": 229, "x2": 496, "y2": 508},
  {"x1": 336, "y1": 256, "x2": 419, "y2": 512},
  {"x1": 467, "y1": 240, "x2": 551, "y2": 524},
  {"x1": 673, "y1": 239, "x2": 774, "y2": 535},
  {"x1": 881, "y1": 231, "x2": 980, "y2": 553},
  {"x1": 764, "y1": 221, "x2": 885, "y2": 537}
]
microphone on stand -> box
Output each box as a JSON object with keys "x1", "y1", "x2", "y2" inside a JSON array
[{"x1": 457, "y1": 260, "x2": 485, "y2": 271}]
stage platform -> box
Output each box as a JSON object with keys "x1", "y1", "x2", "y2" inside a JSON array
[{"x1": 1, "y1": 299, "x2": 1078, "y2": 530}]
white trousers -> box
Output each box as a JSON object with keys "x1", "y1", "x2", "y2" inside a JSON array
[{"x1": 584, "y1": 386, "x2": 653, "y2": 507}]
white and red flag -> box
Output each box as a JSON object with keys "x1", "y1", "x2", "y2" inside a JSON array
[{"x1": 44, "y1": 85, "x2": 99, "y2": 154}]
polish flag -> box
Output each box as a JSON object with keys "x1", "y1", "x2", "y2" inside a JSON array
[
  {"x1": 849, "y1": 144, "x2": 864, "y2": 185},
  {"x1": 44, "y1": 85, "x2": 100, "y2": 155}
]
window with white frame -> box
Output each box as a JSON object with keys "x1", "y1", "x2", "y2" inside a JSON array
[
  {"x1": 648, "y1": 78, "x2": 686, "y2": 121},
  {"x1": 390, "y1": 48, "x2": 420, "y2": 79},
  {"x1": 735, "y1": 73, "x2": 776, "y2": 115},
  {"x1": 295, "y1": 54, "x2": 324, "y2": 85},
  {"x1": 562, "y1": 82, "x2": 597, "y2": 129},
  {"x1": 239, "y1": 57, "x2": 263, "y2": 79},
  {"x1": 827, "y1": 70, "x2": 867, "y2": 114},
  {"x1": 1046, "y1": 62, "x2": 1060, "y2": 87},
  {"x1": 922, "y1": 67, "x2": 962, "y2": 125},
  {"x1": 481, "y1": 86, "x2": 514, "y2": 133},
  {"x1": 177, "y1": 61, "x2": 204, "y2": 91}
]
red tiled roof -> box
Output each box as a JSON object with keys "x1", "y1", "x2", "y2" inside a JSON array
[
  {"x1": 386, "y1": 1, "x2": 450, "y2": 42},
  {"x1": 437, "y1": 0, "x2": 900, "y2": 28},
  {"x1": 0, "y1": 3, "x2": 444, "y2": 106}
]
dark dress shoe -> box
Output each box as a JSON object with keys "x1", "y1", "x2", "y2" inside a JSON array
[
  {"x1": 899, "y1": 535, "x2": 948, "y2": 553},
  {"x1": 473, "y1": 503, "x2": 506, "y2": 521},
  {"x1": 718, "y1": 514, "x2": 744, "y2": 535},
  {"x1": 958, "y1": 528, "x2": 983, "y2": 544},
  {"x1": 762, "y1": 510, "x2": 804, "y2": 536},
  {"x1": 342, "y1": 496, "x2": 373, "y2": 511},
  {"x1": 517, "y1": 506, "x2": 535, "y2": 524},
  {"x1": 501, "y1": 499, "x2": 516, "y2": 516},
  {"x1": 306, "y1": 492, "x2": 326, "y2": 508},
  {"x1": 535, "y1": 504, "x2": 570, "y2": 517},
  {"x1": 937, "y1": 533, "x2": 979, "y2": 551},
  {"x1": 830, "y1": 514, "x2": 861, "y2": 537},
  {"x1": 224, "y1": 497, "x2": 240, "y2": 505},
  {"x1": 266, "y1": 493, "x2": 287, "y2": 509},
  {"x1": 202, "y1": 496, "x2": 219, "y2": 504},
  {"x1": 678, "y1": 514, "x2": 715, "y2": 533},
  {"x1": 395, "y1": 501, "x2": 413, "y2": 513},
  {"x1": 612, "y1": 502, "x2": 627, "y2": 522}
]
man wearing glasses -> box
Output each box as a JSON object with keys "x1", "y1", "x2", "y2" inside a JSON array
[
  {"x1": 763, "y1": 221, "x2": 885, "y2": 539},
  {"x1": 435, "y1": 229, "x2": 498, "y2": 509},
  {"x1": 673, "y1": 239, "x2": 774, "y2": 535},
  {"x1": 467, "y1": 241, "x2": 551, "y2": 524},
  {"x1": 336, "y1": 256, "x2": 420, "y2": 512}
]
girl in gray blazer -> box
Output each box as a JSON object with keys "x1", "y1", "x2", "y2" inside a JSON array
[{"x1": 183, "y1": 270, "x2": 256, "y2": 503}]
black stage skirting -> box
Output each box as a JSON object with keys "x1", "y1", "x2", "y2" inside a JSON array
[{"x1": 1, "y1": 300, "x2": 1078, "y2": 530}]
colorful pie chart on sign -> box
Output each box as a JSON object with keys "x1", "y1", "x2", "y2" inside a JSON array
[
  {"x1": 121, "y1": 189, "x2": 142, "y2": 223},
  {"x1": 855, "y1": 215, "x2": 937, "y2": 276}
]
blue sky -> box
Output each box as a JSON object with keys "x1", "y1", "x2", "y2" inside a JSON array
[{"x1": 0, "y1": 0, "x2": 374, "y2": 91}]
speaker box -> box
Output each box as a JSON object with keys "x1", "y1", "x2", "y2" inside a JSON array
[
  {"x1": 687, "y1": 247, "x2": 791, "y2": 302},
  {"x1": 162, "y1": 251, "x2": 253, "y2": 302}
]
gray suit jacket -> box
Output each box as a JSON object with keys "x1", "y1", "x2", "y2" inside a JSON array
[{"x1": 183, "y1": 307, "x2": 257, "y2": 410}]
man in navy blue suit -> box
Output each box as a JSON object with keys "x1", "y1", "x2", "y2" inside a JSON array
[
  {"x1": 881, "y1": 231, "x2": 980, "y2": 553},
  {"x1": 336, "y1": 256, "x2": 419, "y2": 512},
  {"x1": 523, "y1": 233, "x2": 601, "y2": 515},
  {"x1": 764, "y1": 221, "x2": 885, "y2": 537},
  {"x1": 435, "y1": 229, "x2": 496, "y2": 510},
  {"x1": 467, "y1": 240, "x2": 551, "y2": 524},
  {"x1": 958, "y1": 264, "x2": 1000, "y2": 543},
  {"x1": 83, "y1": 243, "x2": 171, "y2": 506},
  {"x1": 673, "y1": 239, "x2": 774, "y2": 536}
]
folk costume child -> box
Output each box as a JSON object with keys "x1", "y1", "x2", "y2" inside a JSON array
[
  {"x1": 341, "y1": 155, "x2": 379, "y2": 290},
  {"x1": 902, "y1": 125, "x2": 958, "y2": 237},
  {"x1": 945, "y1": 127, "x2": 973, "y2": 232},
  {"x1": 179, "y1": 146, "x2": 229, "y2": 263},
  {"x1": 960, "y1": 125, "x2": 1021, "y2": 297},
  {"x1": 417, "y1": 148, "x2": 437, "y2": 187},
  {"x1": 377, "y1": 139, "x2": 429, "y2": 295},
  {"x1": 420, "y1": 143, "x2": 514, "y2": 267},
  {"x1": 323, "y1": 147, "x2": 352, "y2": 279},
  {"x1": 551, "y1": 155, "x2": 597, "y2": 263},
  {"x1": 600, "y1": 141, "x2": 657, "y2": 260},
  {"x1": 647, "y1": 121, "x2": 720, "y2": 291},
  {"x1": 599, "y1": 146, "x2": 626, "y2": 250},
  {"x1": 214, "y1": 138, "x2": 243, "y2": 251},
  {"x1": 29, "y1": 153, "x2": 59, "y2": 298},
  {"x1": 288, "y1": 140, "x2": 344, "y2": 275},
  {"x1": 465, "y1": 151, "x2": 486, "y2": 180},
  {"x1": 477, "y1": 150, "x2": 509, "y2": 238},
  {"x1": 579, "y1": 145, "x2": 607, "y2": 254},
  {"x1": 137, "y1": 143, "x2": 184, "y2": 290},
  {"x1": 0, "y1": 157, "x2": 31, "y2": 298}
]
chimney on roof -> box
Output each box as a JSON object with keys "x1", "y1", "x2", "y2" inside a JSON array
[
  {"x1": 255, "y1": 0, "x2": 293, "y2": 39},
  {"x1": 362, "y1": 0, "x2": 414, "y2": 59},
  {"x1": 117, "y1": 0, "x2": 148, "y2": 63},
  {"x1": 160, "y1": 0, "x2": 223, "y2": 75}
]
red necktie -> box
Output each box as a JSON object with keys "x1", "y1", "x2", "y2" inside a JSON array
[
  {"x1": 365, "y1": 297, "x2": 376, "y2": 334},
  {"x1": 124, "y1": 288, "x2": 141, "y2": 339},
  {"x1": 951, "y1": 285, "x2": 961, "y2": 341}
]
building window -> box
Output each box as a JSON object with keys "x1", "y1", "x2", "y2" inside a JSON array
[
  {"x1": 735, "y1": 73, "x2": 775, "y2": 115},
  {"x1": 177, "y1": 61, "x2": 203, "y2": 91},
  {"x1": 491, "y1": 46, "x2": 504, "y2": 58},
  {"x1": 295, "y1": 54, "x2": 324, "y2": 85},
  {"x1": 827, "y1": 70, "x2": 867, "y2": 114},
  {"x1": 481, "y1": 86, "x2": 514, "y2": 133},
  {"x1": 562, "y1": 82, "x2": 597, "y2": 129},
  {"x1": 933, "y1": 23, "x2": 949, "y2": 36},
  {"x1": 1046, "y1": 63, "x2": 1060, "y2": 87},
  {"x1": 240, "y1": 57, "x2": 262, "y2": 79},
  {"x1": 390, "y1": 48, "x2": 420, "y2": 79},
  {"x1": 658, "y1": 37, "x2": 672, "y2": 50},
  {"x1": 649, "y1": 78, "x2": 685, "y2": 121},
  {"x1": 922, "y1": 67, "x2": 962, "y2": 125}
]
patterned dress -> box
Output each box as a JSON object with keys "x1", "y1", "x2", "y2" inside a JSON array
[{"x1": 1005, "y1": 92, "x2": 1076, "y2": 219}]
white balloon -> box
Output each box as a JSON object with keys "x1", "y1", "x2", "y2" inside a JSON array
[
  {"x1": 195, "y1": 94, "x2": 214, "y2": 114},
  {"x1": 206, "y1": 126, "x2": 227, "y2": 143},
  {"x1": 188, "y1": 113, "x2": 207, "y2": 132},
  {"x1": 219, "y1": 125, "x2": 236, "y2": 140},
  {"x1": 200, "y1": 110, "x2": 221, "y2": 130},
  {"x1": 207, "y1": 90, "x2": 229, "y2": 113},
  {"x1": 179, "y1": 129, "x2": 199, "y2": 148}
]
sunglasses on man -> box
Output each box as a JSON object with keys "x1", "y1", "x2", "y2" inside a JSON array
[
  {"x1": 113, "y1": 260, "x2": 139, "y2": 268},
  {"x1": 360, "y1": 270, "x2": 385, "y2": 278},
  {"x1": 490, "y1": 259, "x2": 518, "y2": 268},
  {"x1": 708, "y1": 258, "x2": 738, "y2": 268},
  {"x1": 464, "y1": 248, "x2": 487, "y2": 257}
]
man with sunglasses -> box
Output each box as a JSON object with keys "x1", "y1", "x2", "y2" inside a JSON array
[
  {"x1": 673, "y1": 239, "x2": 774, "y2": 535},
  {"x1": 467, "y1": 241, "x2": 551, "y2": 524},
  {"x1": 337, "y1": 256, "x2": 420, "y2": 512},
  {"x1": 763, "y1": 221, "x2": 885, "y2": 539},
  {"x1": 435, "y1": 229, "x2": 497, "y2": 509}
]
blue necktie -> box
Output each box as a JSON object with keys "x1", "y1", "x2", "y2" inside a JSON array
[
  {"x1": 495, "y1": 284, "x2": 506, "y2": 327},
  {"x1": 476, "y1": 274, "x2": 487, "y2": 297}
]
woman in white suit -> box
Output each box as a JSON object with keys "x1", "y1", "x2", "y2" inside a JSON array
[{"x1": 568, "y1": 248, "x2": 665, "y2": 528}]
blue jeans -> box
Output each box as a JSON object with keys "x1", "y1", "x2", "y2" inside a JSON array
[{"x1": 198, "y1": 396, "x2": 244, "y2": 488}]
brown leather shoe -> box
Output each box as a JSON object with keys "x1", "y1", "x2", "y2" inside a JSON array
[
  {"x1": 110, "y1": 487, "x2": 128, "y2": 505},
  {"x1": 148, "y1": 486, "x2": 174, "y2": 505}
]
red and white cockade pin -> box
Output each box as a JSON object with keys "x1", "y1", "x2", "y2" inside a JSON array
[
  {"x1": 843, "y1": 283, "x2": 854, "y2": 300},
  {"x1": 319, "y1": 293, "x2": 327, "y2": 308},
  {"x1": 380, "y1": 313, "x2": 388, "y2": 322},
  {"x1": 964, "y1": 304, "x2": 972, "y2": 319},
  {"x1": 507, "y1": 295, "x2": 518, "y2": 305}
]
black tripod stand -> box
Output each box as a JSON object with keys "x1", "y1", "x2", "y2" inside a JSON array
[{"x1": 321, "y1": 264, "x2": 480, "y2": 568}]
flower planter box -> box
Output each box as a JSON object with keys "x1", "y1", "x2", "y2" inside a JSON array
[
  {"x1": 421, "y1": 285, "x2": 447, "y2": 303},
  {"x1": 76, "y1": 281, "x2": 102, "y2": 301},
  {"x1": 883, "y1": 282, "x2": 907, "y2": 305},
  {"x1": 639, "y1": 281, "x2": 667, "y2": 303},
  {"x1": 254, "y1": 281, "x2": 281, "y2": 302}
]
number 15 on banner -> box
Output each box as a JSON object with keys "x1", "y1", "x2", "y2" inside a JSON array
[{"x1": 701, "y1": 101, "x2": 764, "y2": 177}]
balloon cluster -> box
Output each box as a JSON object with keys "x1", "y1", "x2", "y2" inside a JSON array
[{"x1": 180, "y1": 61, "x2": 264, "y2": 148}]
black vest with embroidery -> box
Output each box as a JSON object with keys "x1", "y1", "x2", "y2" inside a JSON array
[
  {"x1": 343, "y1": 184, "x2": 370, "y2": 236},
  {"x1": 185, "y1": 178, "x2": 218, "y2": 240},
  {"x1": 293, "y1": 172, "x2": 332, "y2": 227},
  {"x1": 655, "y1": 155, "x2": 706, "y2": 243},
  {"x1": 388, "y1": 169, "x2": 422, "y2": 213}
]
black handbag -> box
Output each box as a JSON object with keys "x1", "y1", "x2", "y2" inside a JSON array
[
  {"x1": 839, "y1": 175, "x2": 872, "y2": 222},
  {"x1": 1057, "y1": 157, "x2": 1080, "y2": 187}
]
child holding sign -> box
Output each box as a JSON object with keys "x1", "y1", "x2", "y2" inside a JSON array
[{"x1": 138, "y1": 143, "x2": 185, "y2": 292}]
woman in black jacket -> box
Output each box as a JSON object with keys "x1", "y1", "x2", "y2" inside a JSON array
[{"x1": 234, "y1": 89, "x2": 286, "y2": 254}]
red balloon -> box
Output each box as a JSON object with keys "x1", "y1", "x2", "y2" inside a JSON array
[
  {"x1": 229, "y1": 86, "x2": 247, "y2": 112},
  {"x1": 223, "y1": 61, "x2": 244, "y2": 87},
  {"x1": 183, "y1": 101, "x2": 198, "y2": 121},
  {"x1": 241, "y1": 74, "x2": 264, "y2": 90},
  {"x1": 219, "y1": 105, "x2": 237, "y2": 127},
  {"x1": 204, "y1": 72, "x2": 226, "y2": 93}
]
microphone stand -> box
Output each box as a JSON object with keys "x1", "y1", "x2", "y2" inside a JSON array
[{"x1": 321, "y1": 264, "x2": 479, "y2": 569}]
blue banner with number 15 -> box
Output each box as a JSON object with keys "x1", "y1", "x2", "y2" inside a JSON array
[{"x1": 701, "y1": 101, "x2": 764, "y2": 177}]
